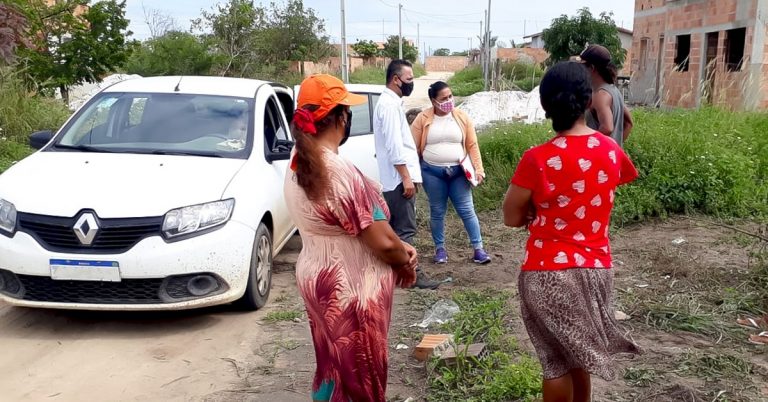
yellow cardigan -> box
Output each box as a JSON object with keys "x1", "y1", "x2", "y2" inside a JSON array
[{"x1": 410, "y1": 107, "x2": 485, "y2": 177}]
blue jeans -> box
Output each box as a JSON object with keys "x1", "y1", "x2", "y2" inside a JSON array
[{"x1": 420, "y1": 160, "x2": 483, "y2": 250}]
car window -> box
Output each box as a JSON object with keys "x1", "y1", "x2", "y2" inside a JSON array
[
  {"x1": 54, "y1": 93, "x2": 254, "y2": 159},
  {"x1": 128, "y1": 97, "x2": 148, "y2": 126},
  {"x1": 350, "y1": 93, "x2": 372, "y2": 136},
  {"x1": 264, "y1": 97, "x2": 291, "y2": 153}
]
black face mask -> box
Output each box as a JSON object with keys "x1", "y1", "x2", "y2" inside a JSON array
[
  {"x1": 399, "y1": 78, "x2": 414, "y2": 97},
  {"x1": 340, "y1": 109, "x2": 352, "y2": 146}
]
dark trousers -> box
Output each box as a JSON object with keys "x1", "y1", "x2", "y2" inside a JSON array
[{"x1": 382, "y1": 183, "x2": 417, "y2": 245}]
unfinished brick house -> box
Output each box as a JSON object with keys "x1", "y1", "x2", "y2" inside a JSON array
[{"x1": 629, "y1": 0, "x2": 768, "y2": 110}]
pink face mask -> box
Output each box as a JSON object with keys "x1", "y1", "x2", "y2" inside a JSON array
[{"x1": 437, "y1": 98, "x2": 454, "y2": 113}]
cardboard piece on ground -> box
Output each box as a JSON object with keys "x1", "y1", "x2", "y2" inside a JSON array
[{"x1": 413, "y1": 334, "x2": 453, "y2": 362}]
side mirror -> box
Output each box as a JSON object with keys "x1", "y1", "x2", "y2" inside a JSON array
[{"x1": 29, "y1": 130, "x2": 55, "y2": 150}]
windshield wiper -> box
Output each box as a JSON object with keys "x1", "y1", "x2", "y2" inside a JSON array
[
  {"x1": 53, "y1": 144, "x2": 118, "y2": 153},
  {"x1": 149, "y1": 150, "x2": 224, "y2": 158}
]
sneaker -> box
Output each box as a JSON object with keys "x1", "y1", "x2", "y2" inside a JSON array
[
  {"x1": 412, "y1": 270, "x2": 441, "y2": 290},
  {"x1": 434, "y1": 248, "x2": 448, "y2": 264},
  {"x1": 473, "y1": 248, "x2": 492, "y2": 264}
]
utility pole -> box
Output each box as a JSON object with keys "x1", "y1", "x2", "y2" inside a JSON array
[
  {"x1": 382, "y1": 19, "x2": 385, "y2": 42},
  {"x1": 417, "y1": 23, "x2": 420, "y2": 63},
  {"x1": 479, "y1": 18, "x2": 484, "y2": 71},
  {"x1": 482, "y1": 10, "x2": 488, "y2": 90},
  {"x1": 484, "y1": 0, "x2": 492, "y2": 91},
  {"x1": 340, "y1": 0, "x2": 349, "y2": 83},
  {"x1": 398, "y1": 3, "x2": 403, "y2": 60}
]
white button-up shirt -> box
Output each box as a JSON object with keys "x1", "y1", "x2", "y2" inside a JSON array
[{"x1": 373, "y1": 88, "x2": 422, "y2": 192}]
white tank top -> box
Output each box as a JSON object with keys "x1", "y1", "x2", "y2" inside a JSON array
[{"x1": 423, "y1": 113, "x2": 465, "y2": 166}]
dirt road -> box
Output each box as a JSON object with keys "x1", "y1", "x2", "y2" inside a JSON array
[
  {"x1": 403, "y1": 71, "x2": 454, "y2": 111},
  {"x1": 0, "y1": 238, "x2": 314, "y2": 402}
]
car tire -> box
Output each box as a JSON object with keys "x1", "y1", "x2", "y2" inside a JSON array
[{"x1": 237, "y1": 223, "x2": 272, "y2": 310}]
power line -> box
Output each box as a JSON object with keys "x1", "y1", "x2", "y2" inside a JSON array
[
  {"x1": 376, "y1": 0, "x2": 398, "y2": 8},
  {"x1": 402, "y1": 8, "x2": 483, "y2": 18}
]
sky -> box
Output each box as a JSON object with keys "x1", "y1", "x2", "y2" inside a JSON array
[{"x1": 125, "y1": 0, "x2": 635, "y2": 57}]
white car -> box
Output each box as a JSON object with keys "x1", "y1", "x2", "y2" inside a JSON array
[{"x1": 0, "y1": 76, "x2": 301, "y2": 311}]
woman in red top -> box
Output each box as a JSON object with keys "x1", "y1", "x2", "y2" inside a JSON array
[{"x1": 503, "y1": 62, "x2": 641, "y2": 402}]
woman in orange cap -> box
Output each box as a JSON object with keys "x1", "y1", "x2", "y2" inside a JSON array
[{"x1": 283, "y1": 74, "x2": 418, "y2": 402}]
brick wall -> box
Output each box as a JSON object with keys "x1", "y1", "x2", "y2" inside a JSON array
[
  {"x1": 496, "y1": 48, "x2": 549, "y2": 66},
  {"x1": 425, "y1": 56, "x2": 468, "y2": 72},
  {"x1": 629, "y1": 0, "x2": 763, "y2": 110}
]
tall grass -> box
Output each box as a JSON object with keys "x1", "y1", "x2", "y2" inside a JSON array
[
  {"x1": 448, "y1": 65, "x2": 484, "y2": 96},
  {"x1": 474, "y1": 108, "x2": 768, "y2": 225},
  {"x1": 448, "y1": 62, "x2": 544, "y2": 96},
  {"x1": 0, "y1": 67, "x2": 70, "y2": 174},
  {"x1": 0, "y1": 68, "x2": 71, "y2": 142}
]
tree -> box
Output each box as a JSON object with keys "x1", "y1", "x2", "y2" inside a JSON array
[
  {"x1": 0, "y1": 3, "x2": 31, "y2": 64},
  {"x1": 451, "y1": 51, "x2": 469, "y2": 57},
  {"x1": 261, "y1": 0, "x2": 332, "y2": 63},
  {"x1": 381, "y1": 36, "x2": 417, "y2": 62},
  {"x1": 192, "y1": 0, "x2": 265, "y2": 76},
  {"x1": 352, "y1": 39, "x2": 379, "y2": 61},
  {"x1": 194, "y1": 0, "x2": 331, "y2": 77},
  {"x1": 142, "y1": 5, "x2": 178, "y2": 38},
  {"x1": 542, "y1": 8, "x2": 625, "y2": 67},
  {"x1": 433, "y1": 48, "x2": 450, "y2": 57},
  {"x1": 125, "y1": 32, "x2": 216, "y2": 77},
  {"x1": 14, "y1": 0, "x2": 133, "y2": 102}
]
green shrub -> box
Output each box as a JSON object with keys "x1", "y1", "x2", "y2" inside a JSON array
[
  {"x1": 0, "y1": 139, "x2": 33, "y2": 174},
  {"x1": 0, "y1": 67, "x2": 71, "y2": 143},
  {"x1": 474, "y1": 108, "x2": 768, "y2": 225},
  {"x1": 448, "y1": 65, "x2": 484, "y2": 96}
]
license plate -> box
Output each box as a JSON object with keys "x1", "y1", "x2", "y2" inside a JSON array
[{"x1": 50, "y1": 259, "x2": 121, "y2": 282}]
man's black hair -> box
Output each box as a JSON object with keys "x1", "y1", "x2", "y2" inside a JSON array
[{"x1": 386, "y1": 59, "x2": 413, "y2": 84}]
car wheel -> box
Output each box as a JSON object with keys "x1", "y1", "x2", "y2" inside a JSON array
[{"x1": 237, "y1": 223, "x2": 272, "y2": 310}]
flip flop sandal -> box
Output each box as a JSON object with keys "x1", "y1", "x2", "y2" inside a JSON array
[{"x1": 748, "y1": 332, "x2": 768, "y2": 345}]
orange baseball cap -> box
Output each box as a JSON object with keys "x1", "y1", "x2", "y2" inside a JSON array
[{"x1": 297, "y1": 74, "x2": 366, "y2": 121}]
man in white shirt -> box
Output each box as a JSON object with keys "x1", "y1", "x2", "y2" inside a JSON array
[{"x1": 374, "y1": 59, "x2": 440, "y2": 290}]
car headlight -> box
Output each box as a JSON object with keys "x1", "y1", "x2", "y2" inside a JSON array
[
  {"x1": 0, "y1": 198, "x2": 17, "y2": 236},
  {"x1": 162, "y1": 199, "x2": 235, "y2": 239}
]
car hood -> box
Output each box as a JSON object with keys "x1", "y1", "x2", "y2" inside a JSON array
[{"x1": 0, "y1": 151, "x2": 246, "y2": 218}]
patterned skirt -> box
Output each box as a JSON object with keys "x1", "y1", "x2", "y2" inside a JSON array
[{"x1": 518, "y1": 268, "x2": 642, "y2": 380}]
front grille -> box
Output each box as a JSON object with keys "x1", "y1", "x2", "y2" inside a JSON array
[
  {"x1": 0, "y1": 270, "x2": 228, "y2": 305},
  {"x1": 16, "y1": 274, "x2": 164, "y2": 304},
  {"x1": 17, "y1": 211, "x2": 162, "y2": 254}
]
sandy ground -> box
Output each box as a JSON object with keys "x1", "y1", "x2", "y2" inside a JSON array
[
  {"x1": 1, "y1": 217, "x2": 767, "y2": 401},
  {"x1": 403, "y1": 71, "x2": 454, "y2": 111},
  {"x1": 0, "y1": 237, "x2": 310, "y2": 402}
]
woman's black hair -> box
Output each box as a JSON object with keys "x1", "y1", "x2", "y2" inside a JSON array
[
  {"x1": 539, "y1": 62, "x2": 593, "y2": 133},
  {"x1": 587, "y1": 61, "x2": 618, "y2": 85},
  {"x1": 427, "y1": 81, "x2": 450, "y2": 100}
]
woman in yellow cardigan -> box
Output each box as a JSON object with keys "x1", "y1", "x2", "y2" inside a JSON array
[{"x1": 411, "y1": 81, "x2": 490, "y2": 264}]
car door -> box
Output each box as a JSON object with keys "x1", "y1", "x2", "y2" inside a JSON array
[
  {"x1": 339, "y1": 91, "x2": 380, "y2": 182},
  {"x1": 257, "y1": 89, "x2": 294, "y2": 246}
]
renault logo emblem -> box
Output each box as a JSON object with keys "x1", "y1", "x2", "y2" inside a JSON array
[{"x1": 73, "y1": 213, "x2": 99, "y2": 246}]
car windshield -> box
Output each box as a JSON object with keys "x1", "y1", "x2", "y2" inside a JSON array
[{"x1": 53, "y1": 93, "x2": 254, "y2": 158}]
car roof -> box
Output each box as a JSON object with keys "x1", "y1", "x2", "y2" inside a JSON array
[
  {"x1": 102, "y1": 76, "x2": 274, "y2": 98},
  {"x1": 345, "y1": 83, "x2": 385, "y2": 94}
]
